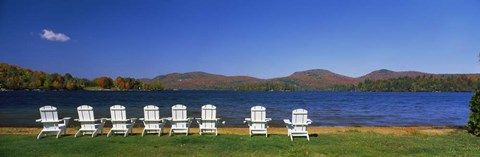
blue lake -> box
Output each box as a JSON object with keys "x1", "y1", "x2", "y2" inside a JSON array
[{"x1": 0, "y1": 91, "x2": 473, "y2": 127}]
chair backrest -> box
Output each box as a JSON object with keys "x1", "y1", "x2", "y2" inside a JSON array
[
  {"x1": 202, "y1": 104, "x2": 216, "y2": 120},
  {"x1": 110, "y1": 105, "x2": 127, "y2": 121},
  {"x1": 292, "y1": 109, "x2": 308, "y2": 124},
  {"x1": 77, "y1": 105, "x2": 95, "y2": 121},
  {"x1": 144, "y1": 105, "x2": 160, "y2": 121},
  {"x1": 251, "y1": 106, "x2": 266, "y2": 121},
  {"x1": 39, "y1": 105, "x2": 59, "y2": 122},
  {"x1": 172, "y1": 104, "x2": 187, "y2": 120}
]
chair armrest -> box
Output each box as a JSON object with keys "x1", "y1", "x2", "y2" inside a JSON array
[
  {"x1": 195, "y1": 118, "x2": 202, "y2": 124},
  {"x1": 160, "y1": 117, "x2": 169, "y2": 124},
  {"x1": 306, "y1": 119, "x2": 312, "y2": 124},
  {"x1": 265, "y1": 118, "x2": 272, "y2": 122},
  {"x1": 62, "y1": 117, "x2": 71, "y2": 123},
  {"x1": 187, "y1": 117, "x2": 194, "y2": 123},
  {"x1": 283, "y1": 119, "x2": 292, "y2": 125},
  {"x1": 215, "y1": 118, "x2": 224, "y2": 124},
  {"x1": 130, "y1": 118, "x2": 137, "y2": 124},
  {"x1": 62, "y1": 117, "x2": 71, "y2": 126},
  {"x1": 99, "y1": 118, "x2": 107, "y2": 124},
  {"x1": 110, "y1": 119, "x2": 129, "y2": 122},
  {"x1": 139, "y1": 118, "x2": 145, "y2": 121},
  {"x1": 35, "y1": 119, "x2": 42, "y2": 122},
  {"x1": 244, "y1": 118, "x2": 251, "y2": 123}
]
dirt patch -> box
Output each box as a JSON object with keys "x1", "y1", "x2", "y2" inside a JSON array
[{"x1": 0, "y1": 126, "x2": 463, "y2": 136}]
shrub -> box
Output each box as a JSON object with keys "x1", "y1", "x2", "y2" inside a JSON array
[{"x1": 467, "y1": 90, "x2": 480, "y2": 136}]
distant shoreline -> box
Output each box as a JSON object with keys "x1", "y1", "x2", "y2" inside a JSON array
[{"x1": 0, "y1": 88, "x2": 475, "y2": 93}]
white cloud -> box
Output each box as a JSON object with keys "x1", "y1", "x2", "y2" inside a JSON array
[{"x1": 40, "y1": 29, "x2": 70, "y2": 42}]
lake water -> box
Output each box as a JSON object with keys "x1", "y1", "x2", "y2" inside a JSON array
[{"x1": 0, "y1": 91, "x2": 473, "y2": 127}]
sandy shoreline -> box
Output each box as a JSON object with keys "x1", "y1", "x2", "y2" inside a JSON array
[{"x1": 0, "y1": 126, "x2": 464, "y2": 136}]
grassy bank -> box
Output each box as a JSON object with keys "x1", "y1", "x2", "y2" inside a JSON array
[{"x1": 1, "y1": 130, "x2": 479, "y2": 156}]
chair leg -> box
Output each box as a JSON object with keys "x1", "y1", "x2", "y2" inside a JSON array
[
  {"x1": 290, "y1": 135, "x2": 294, "y2": 141},
  {"x1": 92, "y1": 130, "x2": 98, "y2": 137},
  {"x1": 99, "y1": 126, "x2": 104, "y2": 135},
  {"x1": 107, "y1": 130, "x2": 113, "y2": 137},
  {"x1": 124, "y1": 129, "x2": 130, "y2": 137},
  {"x1": 75, "y1": 130, "x2": 82, "y2": 138},
  {"x1": 142, "y1": 129, "x2": 146, "y2": 137},
  {"x1": 37, "y1": 131, "x2": 44, "y2": 140},
  {"x1": 56, "y1": 131, "x2": 62, "y2": 139},
  {"x1": 215, "y1": 129, "x2": 218, "y2": 136},
  {"x1": 306, "y1": 134, "x2": 310, "y2": 141},
  {"x1": 169, "y1": 129, "x2": 173, "y2": 136}
]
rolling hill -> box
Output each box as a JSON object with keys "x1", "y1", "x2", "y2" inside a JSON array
[{"x1": 144, "y1": 69, "x2": 477, "y2": 90}]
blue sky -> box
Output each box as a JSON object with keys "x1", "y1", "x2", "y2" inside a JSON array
[{"x1": 1, "y1": 0, "x2": 479, "y2": 79}]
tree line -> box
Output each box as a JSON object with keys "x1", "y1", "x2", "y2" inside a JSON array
[
  {"x1": 234, "y1": 82, "x2": 295, "y2": 91},
  {"x1": 0, "y1": 63, "x2": 163, "y2": 91},
  {"x1": 339, "y1": 75, "x2": 479, "y2": 92}
]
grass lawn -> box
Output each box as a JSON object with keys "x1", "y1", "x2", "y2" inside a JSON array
[{"x1": 1, "y1": 131, "x2": 479, "y2": 157}]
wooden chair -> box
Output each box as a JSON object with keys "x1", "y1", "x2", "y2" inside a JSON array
[
  {"x1": 166, "y1": 104, "x2": 193, "y2": 136},
  {"x1": 244, "y1": 106, "x2": 271, "y2": 137},
  {"x1": 74, "y1": 105, "x2": 106, "y2": 137},
  {"x1": 107, "y1": 105, "x2": 137, "y2": 137},
  {"x1": 283, "y1": 109, "x2": 312, "y2": 141},
  {"x1": 196, "y1": 104, "x2": 224, "y2": 136},
  {"x1": 139, "y1": 105, "x2": 166, "y2": 136},
  {"x1": 35, "y1": 106, "x2": 71, "y2": 139}
]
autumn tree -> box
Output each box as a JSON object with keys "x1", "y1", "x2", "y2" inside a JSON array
[
  {"x1": 65, "y1": 80, "x2": 77, "y2": 90},
  {"x1": 96, "y1": 76, "x2": 113, "y2": 89},
  {"x1": 114, "y1": 77, "x2": 125, "y2": 90}
]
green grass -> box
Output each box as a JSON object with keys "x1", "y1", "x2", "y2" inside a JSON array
[{"x1": 1, "y1": 132, "x2": 479, "y2": 157}]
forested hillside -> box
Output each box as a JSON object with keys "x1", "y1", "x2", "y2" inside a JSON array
[
  {"x1": 2, "y1": 62, "x2": 479, "y2": 92},
  {"x1": 0, "y1": 63, "x2": 162, "y2": 91}
]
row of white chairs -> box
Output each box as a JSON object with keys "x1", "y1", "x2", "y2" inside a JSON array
[{"x1": 36, "y1": 105, "x2": 312, "y2": 141}]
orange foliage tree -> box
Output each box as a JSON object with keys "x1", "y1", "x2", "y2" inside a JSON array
[
  {"x1": 114, "y1": 77, "x2": 125, "y2": 90},
  {"x1": 96, "y1": 77, "x2": 113, "y2": 89}
]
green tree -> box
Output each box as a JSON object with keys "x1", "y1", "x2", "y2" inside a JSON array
[
  {"x1": 467, "y1": 53, "x2": 480, "y2": 136},
  {"x1": 52, "y1": 80, "x2": 63, "y2": 89},
  {"x1": 145, "y1": 79, "x2": 164, "y2": 90},
  {"x1": 43, "y1": 77, "x2": 52, "y2": 90}
]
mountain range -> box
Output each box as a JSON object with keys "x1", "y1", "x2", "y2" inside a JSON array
[{"x1": 141, "y1": 69, "x2": 479, "y2": 90}]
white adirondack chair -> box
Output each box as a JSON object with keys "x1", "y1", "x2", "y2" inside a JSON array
[
  {"x1": 35, "y1": 106, "x2": 71, "y2": 139},
  {"x1": 244, "y1": 106, "x2": 272, "y2": 137},
  {"x1": 283, "y1": 109, "x2": 312, "y2": 141},
  {"x1": 107, "y1": 105, "x2": 137, "y2": 137},
  {"x1": 74, "y1": 105, "x2": 106, "y2": 138},
  {"x1": 196, "y1": 104, "x2": 224, "y2": 136},
  {"x1": 139, "y1": 105, "x2": 166, "y2": 136},
  {"x1": 167, "y1": 104, "x2": 193, "y2": 136}
]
